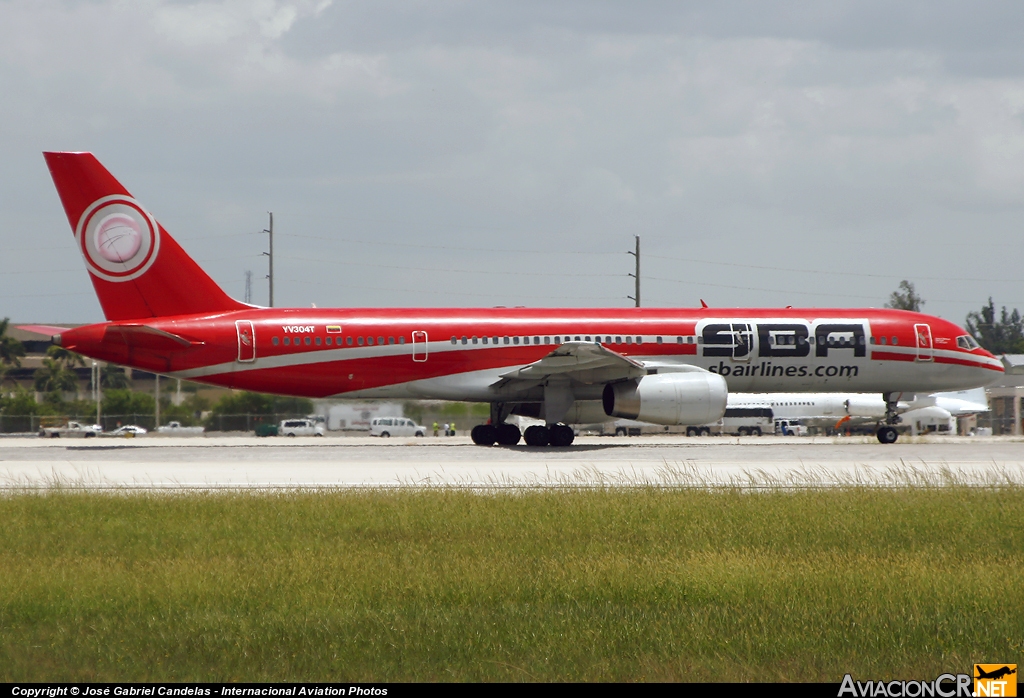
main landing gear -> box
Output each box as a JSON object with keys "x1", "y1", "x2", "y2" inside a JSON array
[
  {"x1": 876, "y1": 392, "x2": 902, "y2": 444},
  {"x1": 470, "y1": 422, "x2": 576, "y2": 447}
]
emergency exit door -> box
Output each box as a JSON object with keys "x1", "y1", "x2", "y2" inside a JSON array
[
  {"x1": 914, "y1": 323, "x2": 933, "y2": 362},
  {"x1": 412, "y1": 331, "x2": 428, "y2": 362},
  {"x1": 236, "y1": 320, "x2": 256, "y2": 362}
]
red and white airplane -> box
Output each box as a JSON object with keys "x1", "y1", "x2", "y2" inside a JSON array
[{"x1": 24, "y1": 152, "x2": 1004, "y2": 446}]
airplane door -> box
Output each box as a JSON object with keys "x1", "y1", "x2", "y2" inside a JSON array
[
  {"x1": 236, "y1": 320, "x2": 256, "y2": 362},
  {"x1": 412, "y1": 331, "x2": 428, "y2": 362},
  {"x1": 914, "y1": 323, "x2": 933, "y2": 362},
  {"x1": 731, "y1": 323, "x2": 753, "y2": 362}
]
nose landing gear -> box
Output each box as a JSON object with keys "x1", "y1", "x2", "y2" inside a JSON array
[{"x1": 876, "y1": 392, "x2": 902, "y2": 444}]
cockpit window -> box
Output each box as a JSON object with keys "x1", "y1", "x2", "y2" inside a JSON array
[{"x1": 956, "y1": 335, "x2": 980, "y2": 351}]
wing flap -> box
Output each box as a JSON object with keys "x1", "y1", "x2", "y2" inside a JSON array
[{"x1": 492, "y1": 341, "x2": 647, "y2": 391}]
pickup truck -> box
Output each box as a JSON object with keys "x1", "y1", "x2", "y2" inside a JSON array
[
  {"x1": 38, "y1": 421, "x2": 102, "y2": 438},
  {"x1": 156, "y1": 421, "x2": 205, "y2": 435}
]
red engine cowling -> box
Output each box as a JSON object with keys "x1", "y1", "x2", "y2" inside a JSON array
[{"x1": 603, "y1": 371, "x2": 728, "y2": 426}]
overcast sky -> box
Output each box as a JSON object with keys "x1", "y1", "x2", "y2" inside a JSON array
[{"x1": 3, "y1": 0, "x2": 1024, "y2": 324}]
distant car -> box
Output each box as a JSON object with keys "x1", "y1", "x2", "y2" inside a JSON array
[
  {"x1": 156, "y1": 421, "x2": 204, "y2": 435},
  {"x1": 38, "y1": 421, "x2": 102, "y2": 438},
  {"x1": 775, "y1": 419, "x2": 809, "y2": 436},
  {"x1": 108, "y1": 425, "x2": 147, "y2": 437},
  {"x1": 369, "y1": 417, "x2": 426, "y2": 437},
  {"x1": 278, "y1": 418, "x2": 325, "y2": 437}
]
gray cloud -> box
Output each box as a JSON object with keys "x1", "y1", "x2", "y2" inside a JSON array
[{"x1": 2, "y1": 0, "x2": 1024, "y2": 324}]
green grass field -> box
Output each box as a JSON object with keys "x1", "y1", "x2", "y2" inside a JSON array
[{"x1": 1, "y1": 487, "x2": 1021, "y2": 682}]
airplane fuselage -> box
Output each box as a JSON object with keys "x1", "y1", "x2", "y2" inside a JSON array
[{"x1": 56, "y1": 306, "x2": 1002, "y2": 402}]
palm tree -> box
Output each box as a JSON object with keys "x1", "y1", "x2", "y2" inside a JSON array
[
  {"x1": 46, "y1": 345, "x2": 86, "y2": 370},
  {"x1": 34, "y1": 358, "x2": 78, "y2": 394},
  {"x1": 0, "y1": 318, "x2": 26, "y2": 382},
  {"x1": 101, "y1": 364, "x2": 130, "y2": 390}
]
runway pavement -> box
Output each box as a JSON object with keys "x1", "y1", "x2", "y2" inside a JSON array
[{"x1": 2, "y1": 434, "x2": 1023, "y2": 489}]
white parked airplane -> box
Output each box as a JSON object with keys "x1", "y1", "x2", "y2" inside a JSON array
[{"x1": 727, "y1": 388, "x2": 989, "y2": 433}]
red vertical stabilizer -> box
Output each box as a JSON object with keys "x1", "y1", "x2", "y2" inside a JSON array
[{"x1": 43, "y1": 151, "x2": 248, "y2": 321}]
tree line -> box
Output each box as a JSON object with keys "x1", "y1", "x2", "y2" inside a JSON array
[{"x1": 885, "y1": 281, "x2": 1024, "y2": 354}]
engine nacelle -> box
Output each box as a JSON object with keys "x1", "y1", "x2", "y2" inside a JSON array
[{"x1": 602, "y1": 371, "x2": 728, "y2": 426}]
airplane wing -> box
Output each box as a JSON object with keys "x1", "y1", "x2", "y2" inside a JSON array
[{"x1": 491, "y1": 341, "x2": 648, "y2": 392}]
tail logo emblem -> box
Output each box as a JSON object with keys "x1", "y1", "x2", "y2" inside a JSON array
[{"x1": 75, "y1": 195, "x2": 161, "y2": 282}]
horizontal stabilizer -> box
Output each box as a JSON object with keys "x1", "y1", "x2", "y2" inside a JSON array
[
  {"x1": 17, "y1": 324, "x2": 70, "y2": 338},
  {"x1": 103, "y1": 324, "x2": 204, "y2": 352}
]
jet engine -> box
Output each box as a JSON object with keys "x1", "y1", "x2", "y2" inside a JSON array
[{"x1": 602, "y1": 371, "x2": 728, "y2": 426}]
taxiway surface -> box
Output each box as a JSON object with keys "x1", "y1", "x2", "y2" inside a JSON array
[{"x1": 2, "y1": 435, "x2": 1023, "y2": 489}]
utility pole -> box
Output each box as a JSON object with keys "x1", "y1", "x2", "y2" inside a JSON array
[
  {"x1": 244, "y1": 270, "x2": 252, "y2": 304},
  {"x1": 262, "y1": 213, "x2": 274, "y2": 307},
  {"x1": 92, "y1": 361, "x2": 101, "y2": 426},
  {"x1": 627, "y1": 235, "x2": 640, "y2": 307},
  {"x1": 155, "y1": 374, "x2": 160, "y2": 429}
]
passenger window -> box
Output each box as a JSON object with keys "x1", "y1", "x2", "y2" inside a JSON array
[
  {"x1": 399, "y1": 337, "x2": 405, "y2": 344},
  {"x1": 389, "y1": 337, "x2": 395, "y2": 345},
  {"x1": 304, "y1": 337, "x2": 311, "y2": 346},
  {"x1": 892, "y1": 337, "x2": 898, "y2": 345},
  {"x1": 462, "y1": 336, "x2": 468, "y2": 344},
  {"x1": 544, "y1": 337, "x2": 551, "y2": 344},
  {"x1": 378, "y1": 336, "x2": 384, "y2": 345},
  {"x1": 367, "y1": 337, "x2": 374, "y2": 346},
  {"x1": 358, "y1": 337, "x2": 365, "y2": 346},
  {"x1": 656, "y1": 336, "x2": 663, "y2": 344},
  {"x1": 616, "y1": 336, "x2": 622, "y2": 343},
  {"x1": 452, "y1": 336, "x2": 457, "y2": 344},
  {"x1": 879, "y1": 336, "x2": 886, "y2": 345},
  {"x1": 272, "y1": 337, "x2": 279, "y2": 346},
  {"x1": 284, "y1": 337, "x2": 290, "y2": 346},
  {"x1": 325, "y1": 337, "x2": 331, "y2": 346},
  {"x1": 504, "y1": 336, "x2": 510, "y2": 344},
  {"x1": 534, "y1": 337, "x2": 540, "y2": 344},
  {"x1": 676, "y1": 337, "x2": 682, "y2": 344},
  {"x1": 472, "y1": 336, "x2": 478, "y2": 344},
  {"x1": 482, "y1": 337, "x2": 488, "y2": 344},
  {"x1": 347, "y1": 336, "x2": 354, "y2": 346},
  {"x1": 625, "y1": 337, "x2": 632, "y2": 344},
  {"x1": 315, "y1": 337, "x2": 322, "y2": 346},
  {"x1": 513, "y1": 337, "x2": 520, "y2": 345}
]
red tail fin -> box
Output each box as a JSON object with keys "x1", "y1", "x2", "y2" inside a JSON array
[{"x1": 44, "y1": 152, "x2": 248, "y2": 321}]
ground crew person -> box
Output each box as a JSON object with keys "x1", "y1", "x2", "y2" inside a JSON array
[
  {"x1": 433, "y1": 421, "x2": 439, "y2": 437},
  {"x1": 450, "y1": 422, "x2": 456, "y2": 436}
]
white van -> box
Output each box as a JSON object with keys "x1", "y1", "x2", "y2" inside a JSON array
[
  {"x1": 279, "y1": 418, "x2": 325, "y2": 437},
  {"x1": 370, "y1": 417, "x2": 426, "y2": 437}
]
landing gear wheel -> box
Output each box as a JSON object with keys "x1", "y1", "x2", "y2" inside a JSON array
[
  {"x1": 699, "y1": 427, "x2": 711, "y2": 436},
  {"x1": 686, "y1": 427, "x2": 698, "y2": 437},
  {"x1": 877, "y1": 426, "x2": 898, "y2": 444},
  {"x1": 738, "y1": 427, "x2": 749, "y2": 436},
  {"x1": 471, "y1": 424, "x2": 497, "y2": 446},
  {"x1": 752, "y1": 427, "x2": 762, "y2": 436},
  {"x1": 496, "y1": 423, "x2": 522, "y2": 446},
  {"x1": 524, "y1": 425, "x2": 550, "y2": 447},
  {"x1": 549, "y1": 424, "x2": 575, "y2": 447}
]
